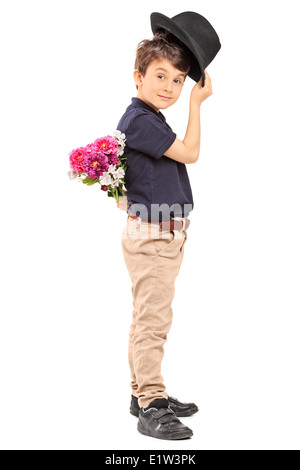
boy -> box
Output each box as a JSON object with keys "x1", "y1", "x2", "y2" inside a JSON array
[{"x1": 117, "y1": 30, "x2": 212, "y2": 440}]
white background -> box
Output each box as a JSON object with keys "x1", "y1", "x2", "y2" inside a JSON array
[{"x1": 1, "y1": 0, "x2": 299, "y2": 450}]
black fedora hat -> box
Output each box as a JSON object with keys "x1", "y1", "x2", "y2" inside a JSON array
[{"x1": 150, "y1": 11, "x2": 221, "y2": 86}]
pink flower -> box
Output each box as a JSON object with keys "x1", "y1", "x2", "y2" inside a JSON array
[
  {"x1": 69, "y1": 147, "x2": 87, "y2": 173},
  {"x1": 82, "y1": 151, "x2": 109, "y2": 179},
  {"x1": 108, "y1": 153, "x2": 120, "y2": 166},
  {"x1": 94, "y1": 136, "x2": 118, "y2": 155},
  {"x1": 85, "y1": 143, "x2": 96, "y2": 154}
]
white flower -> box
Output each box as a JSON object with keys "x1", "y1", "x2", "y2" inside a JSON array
[
  {"x1": 114, "y1": 167, "x2": 125, "y2": 178},
  {"x1": 113, "y1": 130, "x2": 126, "y2": 154},
  {"x1": 112, "y1": 130, "x2": 126, "y2": 158},
  {"x1": 108, "y1": 164, "x2": 117, "y2": 175},
  {"x1": 113, "y1": 130, "x2": 126, "y2": 141},
  {"x1": 67, "y1": 170, "x2": 78, "y2": 180},
  {"x1": 111, "y1": 178, "x2": 121, "y2": 188},
  {"x1": 99, "y1": 172, "x2": 113, "y2": 186}
]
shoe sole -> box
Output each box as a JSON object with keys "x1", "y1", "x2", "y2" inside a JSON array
[
  {"x1": 137, "y1": 423, "x2": 193, "y2": 440},
  {"x1": 131, "y1": 407, "x2": 199, "y2": 418}
]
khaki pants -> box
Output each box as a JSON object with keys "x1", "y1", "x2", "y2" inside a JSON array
[{"x1": 121, "y1": 215, "x2": 188, "y2": 409}]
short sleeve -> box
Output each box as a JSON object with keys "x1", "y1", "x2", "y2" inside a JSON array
[{"x1": 126, "y1": 111, "x2": 176, "y2": 159}]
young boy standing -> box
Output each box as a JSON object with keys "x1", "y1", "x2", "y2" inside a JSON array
[{"x1": 117, "y1": 12, "x2": 220, "y2": 440}]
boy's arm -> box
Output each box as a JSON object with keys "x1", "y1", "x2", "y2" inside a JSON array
[
  {"x1": 164, "y1": 101, "x2": 201, "y2": 164},
  {"x1": 164, "y1": 70, "x2": 212, "y2": 164}
]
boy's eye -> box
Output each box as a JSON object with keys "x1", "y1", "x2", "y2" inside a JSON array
[{"x1": 157, "y1": 75, "x2": 182, "y2": 84}]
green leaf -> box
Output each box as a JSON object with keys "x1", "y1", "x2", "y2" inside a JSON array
[{"x1": 81, "y1": 176, "x2": 98, "y2": 185}]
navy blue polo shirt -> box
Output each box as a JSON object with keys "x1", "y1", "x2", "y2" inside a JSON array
[{"x1": 116, "y1": 97, "x2": 194, "y2": 222}]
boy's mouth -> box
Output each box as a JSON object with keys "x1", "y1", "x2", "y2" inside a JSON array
[{"x1": 158, "y1": 95, "x2": 172, "y2": 101}]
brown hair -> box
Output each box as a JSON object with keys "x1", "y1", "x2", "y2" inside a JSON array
[{"x1": 134, "y1": 31, "x2": 193, "y2": 90}]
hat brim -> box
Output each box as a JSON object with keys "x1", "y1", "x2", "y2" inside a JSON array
[{"x1": 150, "y1": 12, "x2": 206, "y2": 85}]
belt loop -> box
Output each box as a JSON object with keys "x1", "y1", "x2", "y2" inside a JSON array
[{"x1": 173, "y1": 216, "x2": 185, "y2": 233}]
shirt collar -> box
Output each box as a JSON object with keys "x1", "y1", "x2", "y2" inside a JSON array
[{"x1": 131, "y1": 97, "x2": 166, "y2": 123}]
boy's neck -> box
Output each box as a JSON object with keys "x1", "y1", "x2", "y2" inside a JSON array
[{"x1": 135, "y1": 93, "x2": 160, "y2": 113}]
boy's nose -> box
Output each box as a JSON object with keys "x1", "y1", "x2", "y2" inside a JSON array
[{"x1": 163, "y1": 81, "x2": 173, "y2": 92}]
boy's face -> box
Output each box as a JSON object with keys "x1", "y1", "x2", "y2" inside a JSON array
[{"x1": 134, "y1": 58, "x2": 186, "y2": 113}]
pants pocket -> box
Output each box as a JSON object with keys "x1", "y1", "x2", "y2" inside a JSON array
[{"x1": 151, "y1": 230, "x2": 177, "y2": 256}]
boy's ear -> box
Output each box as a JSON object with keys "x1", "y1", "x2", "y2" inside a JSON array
[{"x1": 133, "y1": 69, "x2": 143, "y2": 89}]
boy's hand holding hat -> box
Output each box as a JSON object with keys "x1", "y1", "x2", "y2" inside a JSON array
[{"x1": 191, "y1": 69, "x2": 213, "y2": 106}]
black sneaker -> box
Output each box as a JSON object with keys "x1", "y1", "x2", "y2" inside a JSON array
[
  {"x1": 137, "y1": 398, "x2": 193, "y2": 440},
  {"x1": 130, "y1": 394, "x2": 199, "y2": 418}
]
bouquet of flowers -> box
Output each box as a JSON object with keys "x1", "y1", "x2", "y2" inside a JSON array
[{"x1": 67, "y1": 130, "x2": 127, "y2": 204}]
